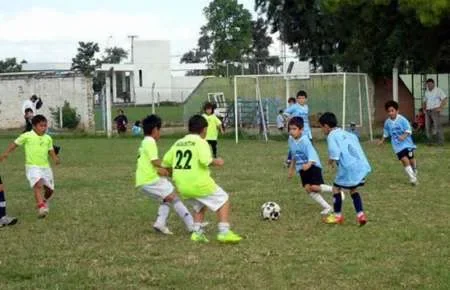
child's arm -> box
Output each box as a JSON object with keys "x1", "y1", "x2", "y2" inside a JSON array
[
  {"x1": 49, "y1": 149, "x2": 60, "y2": 165},
  {"x1": 288, "y1": 159, "x2": 296, "y2": 179},
  {"x1": 0, "y1": 143, "x2": 18, "y2": 162},
  {"x1": 151, "y1": 159, "x2": 169, "y2": 177},
  {"x1": 328, "y1": 159, "x2": 336, "y2": 168},
  {"x1": 398, "y1": 131, "x2": 410, "y2": 141},
  {"x1": 211, "y1": 158, "x2": 224, "y2": 167}
]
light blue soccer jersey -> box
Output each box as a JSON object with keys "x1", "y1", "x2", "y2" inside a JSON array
[
  {"x1": 289, "y1": 135, "x2": 322, "y2": 172},
  {"x1": 284, "y1": 104, "x2": 312, "y2": 139},
  {"x1": 327, "y1": 128, "x2": 371, "y2": 187},
  {"x1": 383, "y1": 114, "x2": 416, "y2": 153}
]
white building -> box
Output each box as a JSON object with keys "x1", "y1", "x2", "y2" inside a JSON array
[{"x1": 98, "y1": 40, "x2": 207, "y2": 105}]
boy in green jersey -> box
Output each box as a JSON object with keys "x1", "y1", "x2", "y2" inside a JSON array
[
  {"x1": 135, "y1": 115, "x2": 193, "y2": 234},
  {"x1": 0, "y1": 115, "x2": 59, "y2": 218},
  {"x1": 162, "y1": 115, "x2": 242, "y2": 243}
]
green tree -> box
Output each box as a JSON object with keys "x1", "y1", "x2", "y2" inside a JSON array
[
  {"x1": 102, "y1": 47, "x2": 128, "y2": 64},
  {"x1": 71, "y1": 41, "x2": 100, "y2": 76},
  {"x1": 0, "y1": 57, "x2": 27, "y2": 73}
]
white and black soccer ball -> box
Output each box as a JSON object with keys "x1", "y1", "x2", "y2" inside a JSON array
[{"x1": 261, "y1": 201, "x2": 281, "y2": 220}]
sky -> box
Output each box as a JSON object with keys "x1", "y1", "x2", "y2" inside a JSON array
[{"x1": 0, "y1": 0, "x2": 286, "y2": 64}]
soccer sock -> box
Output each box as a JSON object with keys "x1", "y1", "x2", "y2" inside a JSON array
[
  {"x1": 172, "y1": 199, "x2": 194, "y2": 232},
  {"x1": 404, "y1": 166, "x2": 416, "y2": 179},
  {"x1": 319, "y1": 184, "x2": 333, "y2": 193},
  {"x1": 0, "y1": 191, "x2": 6, "y2": 218},
  {"x1": 218, "y1": 222, "x2": 230, "y2": 234},
  {"x1": 333, "y1": 193, "x2": 343, "y2": 215},
  {"x1": 193, "y1": 222, "x2": 203, "y2": 233},
  {"x1": 351, "y1": 192, "x2": 364, "y2": 216},
  {"x1": 155, "y1": 202, "x2": 170, "y2": 227},
  {"x1": 309, "y1": 192, "x2": 331, "y2": 210}
]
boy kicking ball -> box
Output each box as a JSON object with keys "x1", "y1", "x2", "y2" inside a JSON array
[
  {"x1": 0, "y1": 115, "x2": 59, "y2": 218},
  {"x1": 378, "y1": 100, "x2": 417, "y2": 185},
  {"x1": 319, "y1": 113, "x2": 371, "y2": 226}
]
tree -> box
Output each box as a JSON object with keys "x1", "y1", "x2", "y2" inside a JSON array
[
  {"x1": 71, "y1": 41, "x2": 100, "y2": 76},
  {"x1": 256, "y1": 0, "x2": 450, "y2": 75},
  {"x1": 102, "y1": 47, "x2": 128, "y2": 64},
  {"x1": 0, "y1": 57, "x2": 27, "y2": 73}
]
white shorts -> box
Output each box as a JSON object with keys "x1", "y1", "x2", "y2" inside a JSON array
[
  {"x1": 190, "y1": 187, "x2": 229, "y2": 213},
  {"x1": 26, "y1": 166, "x2": 54, "y2": 190},
  {"x1": 138, "y1": 178, "x2": 174, "y2": 201}
]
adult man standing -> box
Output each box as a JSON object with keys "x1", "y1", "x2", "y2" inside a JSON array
[{"x1": 423, "y1": 79, "x2": 447, "y2": 145}]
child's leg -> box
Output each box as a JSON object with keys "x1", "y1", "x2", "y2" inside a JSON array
[
  {"x1": 192, "y1": 206, "x2": 207, "y2": 233},
  {"x1": 164, "y1": 193, "x2": 194, "y2": 232},
  {"x1": 332, "y1": 186, "x2": 343, "y2": 217},
  {"x1": 306, "y1": 185, "x2": 332, "y2": 214},
  {"x1": 0, "y1": 182, "x2": 6, "y2": 218},
  {"x1": 211, "y1": 141, "x2": 218, "y2": 158},
  {"x1": 216, "y1": 200, "x2": 230, "y2": 233},
  {"x1": 410, "y1": 157, "x2": 417, "y2": 173},
  {"x1": 154, "y1": 201, "x2": 171, "y2": 228},
  {"x1": 33, "y1": 180, "x2": 45, "y2": 207},
  {"x1": 350, "y1": 188, "x2": 367, "y2": 225},
  {"x1": 44, "y1": 186, "x2": 54, "y2": 202},
  {"x1": 400, "y1": 156, "x2": 417, "y2": 182}
]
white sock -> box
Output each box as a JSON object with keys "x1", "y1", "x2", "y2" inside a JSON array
[
  {"x1": 320, "y1": 184, "x2": 333, "y2": 193},
  {"x1": 172, "y1": 199, "x2": 194, "y2": 232},
  {"x1": 404, "y1": 166, "x2": 416, "y2": 180},
  {"x1": 155, "y1": 202, "x2": 170, "y2": 227},
  {"x1": 193, "y1": 222, "x2": 203, "y2": 233},
  {"x1": 309, "y1": 192, "x2": 332, "y2": 210},
  {"x1": 218, "y1": 222, "x2": 230, "y2": 234}
]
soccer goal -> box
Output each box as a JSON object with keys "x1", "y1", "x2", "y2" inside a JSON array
[{"x1": 232, "y1": 73, "x2": 373, "y2": 143}]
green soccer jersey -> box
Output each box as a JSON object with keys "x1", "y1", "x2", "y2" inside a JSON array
[
  {"x1": 203, "y1": 113, "x2": 222, "y2": 141},
  {"x1": 135, "y1": 137, "x2": 160, "y2": 187},
  {"x1": 14, "y1": 131, "x2": 53, "y2": 167},
  {"x1": 162, "y1": 134, "x2": 217, "y2": 198}
]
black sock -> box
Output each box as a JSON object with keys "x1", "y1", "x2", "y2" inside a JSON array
[
  {"x1": 333, "y1": 193, "x2": 342, "y2": 214},
  {"x1": 351, "y1": 192, "x2": 364, "y2": 213},
  {"x1": 0, "y1": 191, "x2": 6, "y2": 217}
]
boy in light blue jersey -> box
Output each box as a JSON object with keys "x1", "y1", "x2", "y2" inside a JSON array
[
  {"x1": 378, "y1": 101, "x2": 417, "y2": 185},
  {"x1": 287, "y1": 117, "x2": 334, "y2": 216},
  {"x1": 319, "y1": 112, "x2": 370, "y2": 226}
]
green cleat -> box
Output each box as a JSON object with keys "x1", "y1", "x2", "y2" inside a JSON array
[
  {"x1": 217, "y1": 230, "x2": 242, "y2": 243},
  {"x1": 190, "y1": 232, "x2": 209, "y2": 243}
]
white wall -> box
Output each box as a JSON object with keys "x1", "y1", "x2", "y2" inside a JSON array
[
  {"x1": 133, "y1": 40, "x2": 172, "y2": 104},
  {"x1": 0, "y1": 72, "x2": 94, "y2": 130},
  {"x1": 171, "y1": 76, "x2": 205, "y2": 103}
]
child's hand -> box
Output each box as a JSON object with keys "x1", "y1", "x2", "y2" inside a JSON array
[
  {"x1": 157, "y1": 168, "x2": 169, "y2": 177},
  {"x1": 0, "y1": 154, "x2": 7, "y2": 162},
  {"x1": 54, "y1": 157, "x2": 60, "y2": 166},
  {"x1": 288, "y1": 168, "x2": 295, "y2": 179},
  {"x1": 213, "y1": 158, "x2": 224, "y2": 167},
  {"x1": 302, "y1": 163, "x2": 312, "y2": 171},
  {"x1": 398, "y1": 135, "x2": 406, "y2": 141}
]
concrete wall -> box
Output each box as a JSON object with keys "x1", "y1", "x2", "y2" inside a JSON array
[
  {"x1": 133, "y1": 40, "x2": 172, "y2": 104},
  {"x1": 0, "y1": 72, "x2": 94, "y2": 131},
  {"x1": 171, "y1": 76, "x2": 204, "y2": 103}
]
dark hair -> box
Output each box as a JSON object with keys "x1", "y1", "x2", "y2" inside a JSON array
[
  {"x1": 279, "y1": 110, "x2": 283, "y2": 114},
  {"x1": 31, "y1": 114, "x2": 47, "y2": 125},
  {"x1": 384, "y1": 100, "x2": 399, "y2": 111},
  {"x1": 118, "y1": 109, "x2": 124, "y2": 114},
  {"x1": 296, "y1": 90, "x2": 308, "y2": 98},
  {"x1": 318, "y1": 112, "x2": 337, "y2": 128},
  {"x1": 134, "y1": 120, "x2": 141, "y2": 126},
  {"x1": 419, "y1": 108, "x2": 424, "y2": 113},
  {"x1": 142, "y1": 114, "x2": 162, "y2": 135},
  {"x1": 288, "y1": 97, "x2": 296, "y2": 103},
  {"x1": 288, "y1": 116, "x2": 304, "y2": 129},
  {"x1": 25, "y1": 108, "x2": 33, "y2": 114},
  {"x1": 203, "y1": 102, "x2": 214, "y2": 113},
  {"x1": 31, "y1": 94, "x2": 38, "y2": 101},
  {"x1": 189, "y1": 114, "x2": 208, "y2": 134},
  {"x1": 426, "y1": 78, "x2": 434, "y2": 84}
]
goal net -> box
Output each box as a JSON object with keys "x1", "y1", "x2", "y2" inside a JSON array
[{"x1": 232, "y1": 73, "x2": 373, "y2": 143}]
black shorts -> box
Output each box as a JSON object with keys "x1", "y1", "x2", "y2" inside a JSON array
[
  {"x1": 334, "y1": 179, "x2": 366, "y2": 190},
  {"x1": 396, "y1": 148, "x2": 415, "y2": 160},
  {"x1": 299, "y1": 165, "x2": 324, "y2": 186}
]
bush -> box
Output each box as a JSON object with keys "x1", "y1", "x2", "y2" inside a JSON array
[{"x1": 50, "y1": 101, "x2": 81, "y2": 129}]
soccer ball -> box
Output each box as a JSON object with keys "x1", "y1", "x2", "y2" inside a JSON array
[{"x1": 261, "y1": 201, "x2": 281, "y2": 220}]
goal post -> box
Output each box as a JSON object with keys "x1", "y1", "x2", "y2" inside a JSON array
[{"x1": 233, "y1": 72, "x2": 373, "y2": 143}]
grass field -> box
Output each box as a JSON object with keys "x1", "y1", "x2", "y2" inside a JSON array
[{"x1": 0, "y1": 136, "x2": 449, "y2": 289}]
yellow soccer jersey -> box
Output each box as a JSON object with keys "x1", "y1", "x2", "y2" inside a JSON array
[
  {"x1": 203, "y1": 113, "x2": 222, "y2": 141},
  {"x1": 162, "y1": 134, "x2": 217, "y2": 198},
  {"x1": 135, "y1": 136, "x2": 160, "y2": 187},
  {"x1": 14, "y1": 131, "x2": 53, "y2": 167}
]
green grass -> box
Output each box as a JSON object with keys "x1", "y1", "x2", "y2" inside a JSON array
[
  {"x1": 0, "y1": 136, "x2": 449, "y2": 289},
  {"x1": 94, "y1": 105, "x2": 184, "y2": 130}
]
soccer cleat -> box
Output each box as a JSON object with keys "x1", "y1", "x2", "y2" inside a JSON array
[
  {"x1": 190, "y1": 232, "x2": 209, "y2": 243},
  {"x1": 410, "y1": 177, "x2": 418, "y2": 186},
  {"x1": 217, "y1": 230, "x2": 242, "y2": 243},
  {"x1": 0, "y1": 216, "x2": 18, "y2": 227},
  {"x1": 320, "y1": 207, "x2": 333, "y2": 215},
  {"x1": 38, "y1": 206, "x2": 49, "y2": 218},
  {"x1": 323, "y1": 214, "x2": 344, "y2": 224},
  {"x1": 153, "y1": 225, "x2": 174, "y2": 235},
  {"x1": 357, "y1": 213, "x2": 367, "y2": 226}
]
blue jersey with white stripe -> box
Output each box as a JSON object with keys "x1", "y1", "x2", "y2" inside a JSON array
[
  {"x1": 383, "y1": 115, "x2": 416, "y2": 153},
  {"x1": 288, "y1": 135, "x2": 321, "y2": 172},
  {"x1": 285, "y1": 104, "x2": 312, "y2": 139}
]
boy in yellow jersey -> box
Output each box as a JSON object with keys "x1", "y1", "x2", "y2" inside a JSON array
[
  {"x1": 162, "y1": 115, "x2": 242, "y2": 243},
  {"x1": 135, "y1": 114, "x2": 193, "y2": 235},
  {"x1": 0, "y1": 115, "x2": 59, "y2": 218},
  {"x1": 202, "y1": 102, "x2": 224, "y2": 158}
]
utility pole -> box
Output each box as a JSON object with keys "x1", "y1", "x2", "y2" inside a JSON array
[{"x1": 128, "y1": 35, "x2": 138, "y2": 64}]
